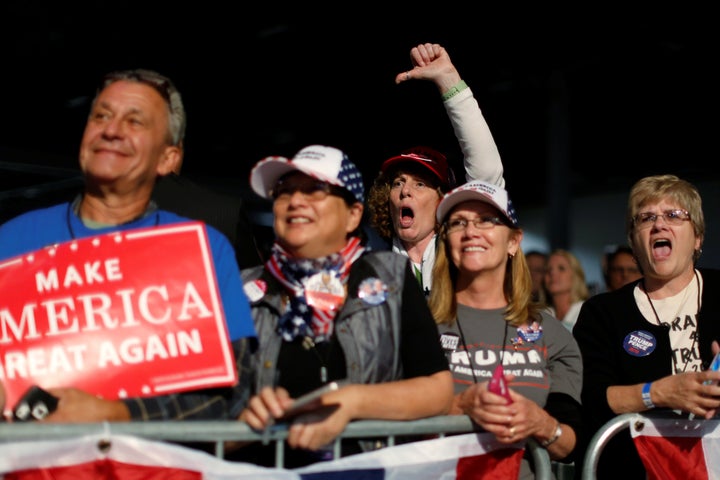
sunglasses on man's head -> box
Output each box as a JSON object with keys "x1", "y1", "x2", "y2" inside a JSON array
[{"x1": 103, "y1": 71, "x2": 173, "y2": 105}]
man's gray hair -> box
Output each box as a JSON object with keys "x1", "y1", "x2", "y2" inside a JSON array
[{"x1": 94, "y1": 68, "x2": 186, "y2": 147}]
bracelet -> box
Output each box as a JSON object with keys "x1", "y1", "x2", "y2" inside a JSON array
[
  {"x1": 540, "y1": 422, "x2": 562, "y2": 448},
  {"x1": 441, "y1": 80, "x2": 468, "y2": 101},
  {"x1": 641, "y1": 382, "x2": 655, "y2": 409}
]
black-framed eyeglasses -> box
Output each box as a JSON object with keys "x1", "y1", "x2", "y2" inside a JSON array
[
  {"x1": 271, "y1": 176, "x2": 354, "y2": 204},
  {"x1": 445, "y1": 216, "x2": 506, "y2": 233},
  {"x1": 632, "y1": 209, "x2": 690, "y2": 230}
]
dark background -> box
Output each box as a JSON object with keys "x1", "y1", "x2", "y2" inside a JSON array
[{"x1": 0, "y1": 3, "x2": 716, "y2": 224}]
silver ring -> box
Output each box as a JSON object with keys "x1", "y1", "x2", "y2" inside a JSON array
[
  {"x1": 509, "y1": 426, "x2": 516, "y2": 436},
  {"x1": 406, "y1": 71, "x2": 410, "y2": 81}
]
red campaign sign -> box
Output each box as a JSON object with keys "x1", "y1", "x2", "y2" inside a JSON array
[{"x1": 0, "y1": 221, "x2": 237, "y2": 416}]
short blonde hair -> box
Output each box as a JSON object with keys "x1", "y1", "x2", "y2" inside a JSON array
[{"x1": 626, "y1": 174, "x2": 705, "y2": 244}]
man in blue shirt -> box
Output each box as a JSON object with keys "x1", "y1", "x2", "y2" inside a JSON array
[{"x1": 0, "y1": 69, "x2": 256, "y2": 422}]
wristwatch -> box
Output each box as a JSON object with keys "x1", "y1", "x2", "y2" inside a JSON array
[{"x1": 541, "y1": 422, "x2": 563, "y2": 447}]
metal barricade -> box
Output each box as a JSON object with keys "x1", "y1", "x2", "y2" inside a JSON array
[
  {"x1": 580, "y1": 413, "x2": 635, "y2": 480},
  {"x1": 580, "y1": 411, "x2": 714, "y2": 480},
  {"x1": 0, "y1": 415, "x2": 553, "y2": 478}
]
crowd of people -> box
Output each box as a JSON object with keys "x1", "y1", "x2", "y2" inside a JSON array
[{"x1": 0, "y1": 42, "x2": 716, "y2": 480}]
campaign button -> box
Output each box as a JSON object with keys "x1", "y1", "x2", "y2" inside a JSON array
[
  {"x1": 440, "y1": 333, "x2": 460, "y2": 351},
  {"x1": 357, "y1": 277, "x2": 388, "y2": 305},
  {"x1": 244, "y1": 279, "x2": 267, "y2": 302},
  {"x1": 624, "y1": 330, "x2": 657, "y2": 357}
]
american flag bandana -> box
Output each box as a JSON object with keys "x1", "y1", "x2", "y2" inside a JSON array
[{"x1": 266, "y1": 237, "x2": 365, "y2": 342}]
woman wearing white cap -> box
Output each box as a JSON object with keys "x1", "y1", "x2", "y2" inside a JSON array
[
  {"x1": 230, "y1": 145, "x2": 453, "y2": 468},
  {"x1": 367, "y1": 43, "x2": 505, "y2": 298},
  {"x1": 429, "y1": 180, "x2": 582, "y2": 478}
]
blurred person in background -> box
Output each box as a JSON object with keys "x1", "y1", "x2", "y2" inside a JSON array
[
  {"x1": 542, "y1": 249, "x2": 589, "y2": 331},
  {"x1": 603, "y1": 244, "x2": 642, "y2": 292},
  {"x1": 525, "y1": 250, "x2": 548, "y2": 303}
]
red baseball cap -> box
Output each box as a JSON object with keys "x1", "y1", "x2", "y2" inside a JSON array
[{"x1": 380, "y1": 146, "x2": 456, "y2": 190}]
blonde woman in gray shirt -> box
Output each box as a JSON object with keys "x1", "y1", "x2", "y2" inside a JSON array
[{"x1": 430, "y1": 180, "x2": 582, "y2": 479}]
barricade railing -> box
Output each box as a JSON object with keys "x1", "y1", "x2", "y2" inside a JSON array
[
  {"x1": 0, "y1": 415, "x2": 552, "y2": 478},
  {"x1": 580, "y1": 410, "x2": 716, "y2": 480},
  {"x1": 580, "y1": 413, "x2": 635, "y2": 480}
]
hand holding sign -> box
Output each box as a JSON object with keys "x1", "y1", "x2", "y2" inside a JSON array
[{"x1": 0, "y1": 222, "x2": 236, "y2": 418}]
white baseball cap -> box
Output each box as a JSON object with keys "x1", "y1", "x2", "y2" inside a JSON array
[
  {"x1": 250, "y1": 145, "x2": 365, "y2": 203},
  {"x1": 436, "y1": 180, "x2": 519, "y2": 227}
]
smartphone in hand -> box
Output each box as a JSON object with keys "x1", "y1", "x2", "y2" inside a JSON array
[
  {"x1": 279, "y1": 381, "x2": 345, "y2": 421},
  {"x1": 705, "y1": 352, "x2": 720, "y2": 385},
  {"x1": 488, "y1": 364, "x2": 513, "y2": 405},
  {"x1": 689, "y1": 352, "x2": 720, "y2": 419}
]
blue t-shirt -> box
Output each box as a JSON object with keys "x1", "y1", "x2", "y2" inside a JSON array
[{"x1": 0, "y1": 202, "x2": 256, "y2": 342}]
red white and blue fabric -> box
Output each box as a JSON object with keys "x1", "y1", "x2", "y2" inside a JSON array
[
  {"x1": 0, "y1": 432, "x2": 524, "y2": 480},
  {"x1": 266, "y1": 237, "x2": 365, "y2": 342},
  {"x1": 631, "y1": 414, "x2": 720, "y2": 480}
]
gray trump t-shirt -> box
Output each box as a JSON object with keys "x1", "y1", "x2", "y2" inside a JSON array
[{"x1": 438, "y1": 304, "x2": 582, "y2": 407}]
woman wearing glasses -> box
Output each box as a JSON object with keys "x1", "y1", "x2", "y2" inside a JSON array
[
  {"x1": 230, "y1": 145, "x2": 453, "y2": 468},
  {"x1": 573, "y1": 174, "x2": 720, "y2": 478},
  {"x1": 429, "y1": 180, "x2": 583, "y2": 478}
]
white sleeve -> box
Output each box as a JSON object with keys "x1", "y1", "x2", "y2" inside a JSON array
[{"x1": 443, "y1": 87, "x2": 505, "y2": 188}]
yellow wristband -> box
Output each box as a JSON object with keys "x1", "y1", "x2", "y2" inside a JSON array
[{"x1": 441, "y1": 80, "x2": 468, "y2": 101}]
